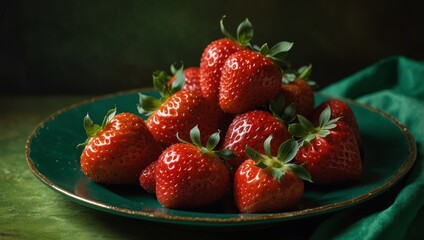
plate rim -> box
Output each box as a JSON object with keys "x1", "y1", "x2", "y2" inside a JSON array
[{"x1": 25, "y1": 89, "x2": 417, "y2": 225}]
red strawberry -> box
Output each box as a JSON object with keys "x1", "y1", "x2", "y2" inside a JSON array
[
  {"x1": 280, "y1": 65, "x2": 315, "y2": 117},
  {"x1": 289, "y1": 106, "x2": 362, "y2": 185},
  {"x1": 219, "y1": 41, "x2": 294, "y2": 114},
  {"x1": 143, "y1": 89, "x2": 220, "y2": 147},
  {"x1": 139, "y1": 160, "x2": 158, "y2": 194},
  {"x1": 234, "y1": 136, "x2": 311, "y2": 213},
  {"x1": 138, "y1": 67, "x2": 221, "y2": 148},
  {"x1": 280, "y1": 79, "x2": 314, "y2": 117},
  {"x1": 168, "y1": 67, "x2": 202, "y2": 94},
  {"x1": 79, "y1": 108, "x2": 162, "y2": 184},
  {"x1": 200, "y1": 39, "x2": 242, "y2": 103},
  {"x1": 221, "y1": 110, "x2": 291, "y2": 172},
  {"x1": 155, "y1": 126, "x2": 234, "y2": 209},
  {"x1": 199, "y1": 17, "x2": 252, "y2": 105},
  {"x1": 310, "y1": 99, "x2": 361, "y2": 144}
]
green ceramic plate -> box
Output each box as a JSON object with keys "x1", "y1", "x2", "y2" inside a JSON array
[{"x1": 25, "y1": 90, "x2": 416, "y2": 228}]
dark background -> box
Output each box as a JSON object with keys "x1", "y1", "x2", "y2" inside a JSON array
[{"x1": 1, "y1": 0, "x2": 423, "y2": 95}]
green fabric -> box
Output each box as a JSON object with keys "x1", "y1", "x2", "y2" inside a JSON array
[{"x1": 311, "y1": 56, "x2": 424, "y2": 239}]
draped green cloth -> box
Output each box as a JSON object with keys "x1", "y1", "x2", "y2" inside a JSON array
[{"x1": 311, "y1": 56, "x2": 424, "y2": 239}]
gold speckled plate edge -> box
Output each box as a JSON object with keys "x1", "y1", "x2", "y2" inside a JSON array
[{"x1": 25, "y1": 89, "x2": 417, "y2": 225}]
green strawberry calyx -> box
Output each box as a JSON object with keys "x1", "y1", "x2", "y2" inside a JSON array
[
  {"x1": 269, "y1": 94, "x2": 297, "y2": 123},
  {"x1": 283, "y1": 64, "x2": 311, "y2": 83},
  {"x1": 283, "y1": 64, "x2": 317, "y2": 88},
  {"x1": 245, "y1": 135, "x2": 312, "y2": 182},
  {"x1": 251, "y1": 41, "x2": 293, "y2": 70},
  {"x1": 177, "y1": 125, "x2": 236, "y2": 161},
  {"x1": 77, "y1": 107, "x2": 117, "y2": 147},
  {"x1": 288, "y1": 105, "x2": 341, "y2": 146},
  {"x1": 220, "y1": 15, "x2": 253, "y2": 47},
  {"x1": 137, "y1": 63, "x2": 185, "y2": 116}
]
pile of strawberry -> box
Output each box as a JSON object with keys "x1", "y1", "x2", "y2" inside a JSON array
[{"x1": 78, "y1": 17, "x2": 362, "y2": 213}]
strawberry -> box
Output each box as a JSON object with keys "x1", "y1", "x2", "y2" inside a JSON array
[
  {"x1": 234, "y1": 136, "x2": 312, "y2": 213},
  {"x1": 221, "y1": 110, "x2": 291, "y2": 172},
  {"x1": 309, "y1": 99, "x2": 361, "y2": 144},
  {"x1": 280, "y1": 65, "x2": 315, "y2": 117},
  {"x1": 168, "y1": 66, "x2": 202, "y2": 94},
  {"x1": 155, "y1": 126, "x2": 234, "y2": 209},
  {"x1": 138, "y1": 66, "x2": 221, "y2": 148},
  {"x1": 289, "y1": 106, "x2": 362, "y2": 185},
  {"x1": 78, "y1": 108, "x2": 162, "y2": 184},
  {"x1": 219, "y1": 41, "x2": 293, "y2": 114},
  {"x1": 142, "y1": 89, "x2": 220, "y2": 148},
  {"x1": 139, "y1": 160, "x2": 158, "y2": 194},
  {"x1": 199, "y1": 17, "x2": 252, "y2": 105}
]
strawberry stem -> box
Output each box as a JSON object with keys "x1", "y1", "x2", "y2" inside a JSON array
[
  {"x1": 137, "y1": 63, "x2": 185, "y2": 116},
  {"x1": 269, "y1": 94, "x2": 297, "y2": 123},
  {"x1": 288, "y1": 106, "x2": 340, "y2": 146},
  {"x1": 283, "y1": 64, "x2": 317, "y2": 88},
  {"x1": 220, "y1": 15, "x2": 253, "y2": 47},
  {"x1": 298, "y1": 64, "x2": 312, "y2": 80},
  {"x1": 77, "y1": 107, "x2": 117, "y2": 147},
  {"x1": 245, "y1": 135, "x2": 312, "y2": 182},
  {"x1": 177, "y1": 125, "x2": 236, "y2": 161}
]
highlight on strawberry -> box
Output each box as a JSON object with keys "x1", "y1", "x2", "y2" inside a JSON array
[
  {"x1": 155, "y1": 125, "x2": 234, "y2": 209},
  {"x1": 234, "y1": 135, "x2": 312, "y2": 213},
  {"x1": 78, "y1": 108, "x2": 162, "y2": 184}
]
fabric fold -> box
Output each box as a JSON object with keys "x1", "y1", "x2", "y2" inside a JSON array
[{"x1": 311, "y1": 56, "x2": 424, "y2": 239}]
